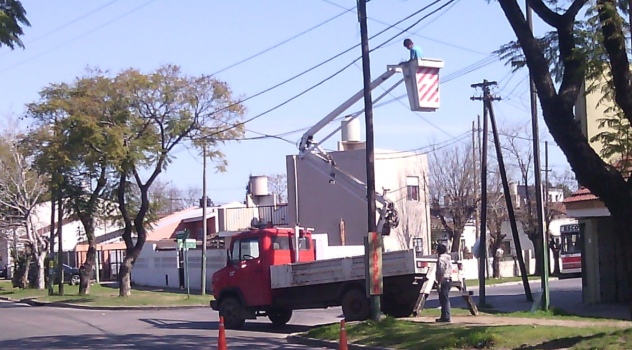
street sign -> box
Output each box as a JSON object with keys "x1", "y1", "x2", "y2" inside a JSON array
[
  {"x1": 177, "y1": 238, "x2": 197, "y2": 250},
  {"x1": 175, "y1": 229, "x2": 190, "y2": 240},
  {"x1": 184, "y1": 238, "x2": 196, "y2": 249}
]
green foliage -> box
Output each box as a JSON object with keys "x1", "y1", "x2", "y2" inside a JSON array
[
  {"x1": 495, "y1": 3, "x2": 632, "y2": 172},
  {"x1": 306, "y1": 319, "x2": 621, "y2": 349},
  {"x1": 590, "y1": 112, "x2": 632, "y2": 170},
  {"x1": 0, "y1": 0, "x2": 29, "y2": 50}
]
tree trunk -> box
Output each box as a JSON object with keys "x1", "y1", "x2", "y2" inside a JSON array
[
  {"x1": 118, "y1": 254, "x2": 134, "y2": 297},
  {"x1": 19, "y1": 252, "x2": 32, "y2": 289},
  {"x1": 79, "y1": 245, "x2": 95, "y2": 295},
  {"x1": 451, "y1": 230, "x2": 462, "y2": 253},
  {"x1": 492, "y1": 256, "x2": 501, "y2": 278},
  {"x1": 36, "y1": 251, "x2": 46, "y2": 290},
  {"x1": 531, "y1": 236, "x2": 543, "y2": 276},
  {"x1": 118, "y1": 235, "x2": 146, "y2": 297}
]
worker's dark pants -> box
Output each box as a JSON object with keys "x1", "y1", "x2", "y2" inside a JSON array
[{"x1": 439, "y1": 280, "x2": 451, "y2": 321}]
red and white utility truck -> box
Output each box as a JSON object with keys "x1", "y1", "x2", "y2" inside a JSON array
[
  {"x1": 210, "y1": 227, "x2": 464, "y2": 329},
  {"x1": 210, "y1": 60, "x2": 459, "y2": 329}
]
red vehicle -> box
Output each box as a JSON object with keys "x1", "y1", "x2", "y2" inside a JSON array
[{"x1": 210, "y1": 227, "x2": 440, "y2": 329}]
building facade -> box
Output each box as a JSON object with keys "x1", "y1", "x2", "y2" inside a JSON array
[{"x1": 286, "y1": 148, "x2": 431, "y2": 254}]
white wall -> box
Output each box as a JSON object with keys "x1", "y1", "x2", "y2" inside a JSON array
[
  {"x1": 131, "y1": 243, "x2": 226, "y2": 291},
  {"x1": 287, "y1": 149, "x2": 430, "y2": 254}
]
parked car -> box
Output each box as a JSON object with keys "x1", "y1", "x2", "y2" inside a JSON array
[
  {"x1": 0, "y1": 265, "x2": 7, "y2": 279},
  {"x1": 53, "y1": 264, "x2": 81, "y2": 285}
]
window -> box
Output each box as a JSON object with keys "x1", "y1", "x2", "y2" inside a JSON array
[
  {"x1": 240, "y1": 237, "x2": 260, "y2": 260},
  {"x1": 561, "y1": 233, "x2": 581, "y2": 254},
  {"x1": 230, "y1": 237, "x2": 260, "y2": 263},
  {"x1": 272, "y1": 236, "x2": 291, "y2": 250},
  {"x1": 298, "y1": 237, "x2": 311, "y2": 250},
  {"x1": 406, "y1": 176, "x2": 420, "y2": 201}
]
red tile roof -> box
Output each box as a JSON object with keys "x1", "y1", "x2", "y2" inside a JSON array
[{"x1": 563, "y1": 187, "x2": 599, "y2": 203}]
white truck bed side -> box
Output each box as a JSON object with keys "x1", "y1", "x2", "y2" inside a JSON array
[{"x1": 270, "y1": 249, "x2": 430, "y2": 289}]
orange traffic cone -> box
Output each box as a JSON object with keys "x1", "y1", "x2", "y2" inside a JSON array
[
  {"x1": 339, "y1": 319, "x2": 348, "y2": 350},
  {"x1": 218, "y1": 316, "x2": 227, "y2": 350}
]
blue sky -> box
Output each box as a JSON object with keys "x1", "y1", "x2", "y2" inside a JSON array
[{"x1": 0, "y1": 0, "x2": 570, "y2": 203}]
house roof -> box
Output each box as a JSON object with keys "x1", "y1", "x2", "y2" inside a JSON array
[{"x1": 563, "y1": 187, "x2": 599, "y2": 204}]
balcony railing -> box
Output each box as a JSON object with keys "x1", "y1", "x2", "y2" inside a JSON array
[{"x1": 218, "y1": 204, "x2": 289, "y2": 232}]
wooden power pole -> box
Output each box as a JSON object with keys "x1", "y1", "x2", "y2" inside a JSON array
[{"x1": 357, "y1": 0, "x2": 381, "y2": 321}]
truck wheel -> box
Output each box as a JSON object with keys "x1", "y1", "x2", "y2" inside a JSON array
[
  {"x1": 268, "y1": 308, "x2": 292, "y2": 327},
  {"x1": 341, "y1": 289, "x2": 370, "y2": 321},
  {"x1": 384, "y1": 303, "x2": 414, "y2": 318},
  {"x1": 219, "y1": 296, "x2": 245, "y2": 329}
]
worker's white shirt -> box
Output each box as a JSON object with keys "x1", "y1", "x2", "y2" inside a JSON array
[{"x1": 436, "y1": 253, "x2": 452, "y2": 280}]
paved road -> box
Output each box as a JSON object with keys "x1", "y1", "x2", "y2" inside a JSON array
[
  {"x1": 0, "y1": 301, "x2": 341, "y2": 349},
  {"x1": 1, "y1": 277, "x2": 625, "y2": 349}
]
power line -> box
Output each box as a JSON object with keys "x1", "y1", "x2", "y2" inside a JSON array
[
  {"x1": 203, "y1": 1, "x2": 453, "y2": 137},
  {"x1": 0, "y1": 0, "x2": 121, "y2": 57},
  {"x1": 322, "y1": 0, "x2": 487, "y2": 56},
  {"x1": 370, "y1": 0, "x2": 456, "y2": 53},
  {"x1": 0, "y1": 1, "x2": 156, "y2": 74},
  {"x1": 211, "y1": 5, "x2": 356, "y2": 76},
  {"x1": 200, "y1": 0, "x2": 447, "y2": 130}
]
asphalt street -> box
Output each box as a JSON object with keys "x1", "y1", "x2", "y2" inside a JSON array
[
  {"x1": 0, "y1": 300, "x2": 340, "y2": 349},
  {"x1": 2, "y1": 277, "x2": 623, "y2": 350}
]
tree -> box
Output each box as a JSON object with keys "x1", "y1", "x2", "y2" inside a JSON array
[
  {"x1": 0, "y1": 0, "x2": 29, "y2": 50},
  {"x1": 0, "y1": 130, "x2": 48, "y2": 288},
  {"x1": 267, "y1": 174, "x2": 287, "y2": 203},
  {"x1": 502, "y1": 127, "x2": 546, "y2": 274},
  {"x1": 115, "y1": 65, "x2": 245, "y2": 297},
  {"x1": 495, "y1": 0, "x2": 632, "y2": 316},
  {"x1": 428, "y1": 141, "x2": 476, "y2": 252},
  {"x1": 25, "y1": 71, "x2": 128, "y2": 295},
  {"x1": 487, "y1": 168, "x2": 508, "y2": 279}
]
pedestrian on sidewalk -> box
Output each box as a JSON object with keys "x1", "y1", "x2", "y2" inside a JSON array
[{"x1": 436, "y1": 243, "x2": 452, "y2": 323}]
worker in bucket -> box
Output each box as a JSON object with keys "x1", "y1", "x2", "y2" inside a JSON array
[
  {"x1": 403, "y1": 38, "x2": 423, "y2": 60},
  {"x1": 435, "y1": 243, "x2": 452, "y2": 323}
]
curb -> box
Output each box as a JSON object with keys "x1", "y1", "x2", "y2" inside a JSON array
[
  {"x1": 0, "y1": 296, "x2": 207, "y2": 311},
  {"x1": 286, "y1": 333, "x2": 393, "y2": 350}
]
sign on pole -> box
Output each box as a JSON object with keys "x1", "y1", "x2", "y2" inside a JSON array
[{"x1": 367, "y1": 232, "x2": 383, "y2": 296}]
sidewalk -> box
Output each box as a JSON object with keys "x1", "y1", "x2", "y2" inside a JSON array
[
  {"x1": 438, "y1": 282, "x2": 632, "y2": 321},
  {"x1": 404, "y1": 315, "x2": 631, "y2": 328}
]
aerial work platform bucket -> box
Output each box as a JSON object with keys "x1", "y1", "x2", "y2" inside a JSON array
[{"x1": 402, "y1": 59, "x2": 444, "y2": 112}]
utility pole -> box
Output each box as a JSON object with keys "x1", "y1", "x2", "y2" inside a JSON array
[
  {"x1": 486, "y1": 87, "x2": 533, "y2": 302},
  {"x1": 544, "y1": 141, "x2": 550, "y2": 224},
  {"x1": 471, "y1": 81, "x2": 490, "y2": 306},
  {"x1": 48, "y1": 188, "x2": 56, "y2": 296},
  {"x1": 472, "y1": 121, "x2": 480, "y2": 241},
  {"x1": 472, "y1": 80, "x2": 533, "y2": 303},
  {"x1": 357, "y1": 0, "x2": 381, "y2": 321},
  {"x1": 57, "y1": 196, "x2": 64, "y2": 295},
  {"x1": 201, "y1": 144, "x2": 208, "y2": 295},
  {"x1": 527, "y1": 2, "x2": 549, "y2": 311}
]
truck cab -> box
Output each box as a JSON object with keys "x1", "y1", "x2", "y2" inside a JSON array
[{"x1": 211, "y1": 227, "x2": 313, "y2": 328}]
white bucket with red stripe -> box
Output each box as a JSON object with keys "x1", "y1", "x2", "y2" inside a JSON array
[{"x1": 402, "y1": 59, "x2": 444, "y2": 112}]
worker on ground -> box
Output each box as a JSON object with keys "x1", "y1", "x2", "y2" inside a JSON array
[
  {"x1": 403, "y1": 38, "x2": 423, "y2": 60},
  {"x1": 435, "y1": 243, "x2": 452, "y2": 323}
]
